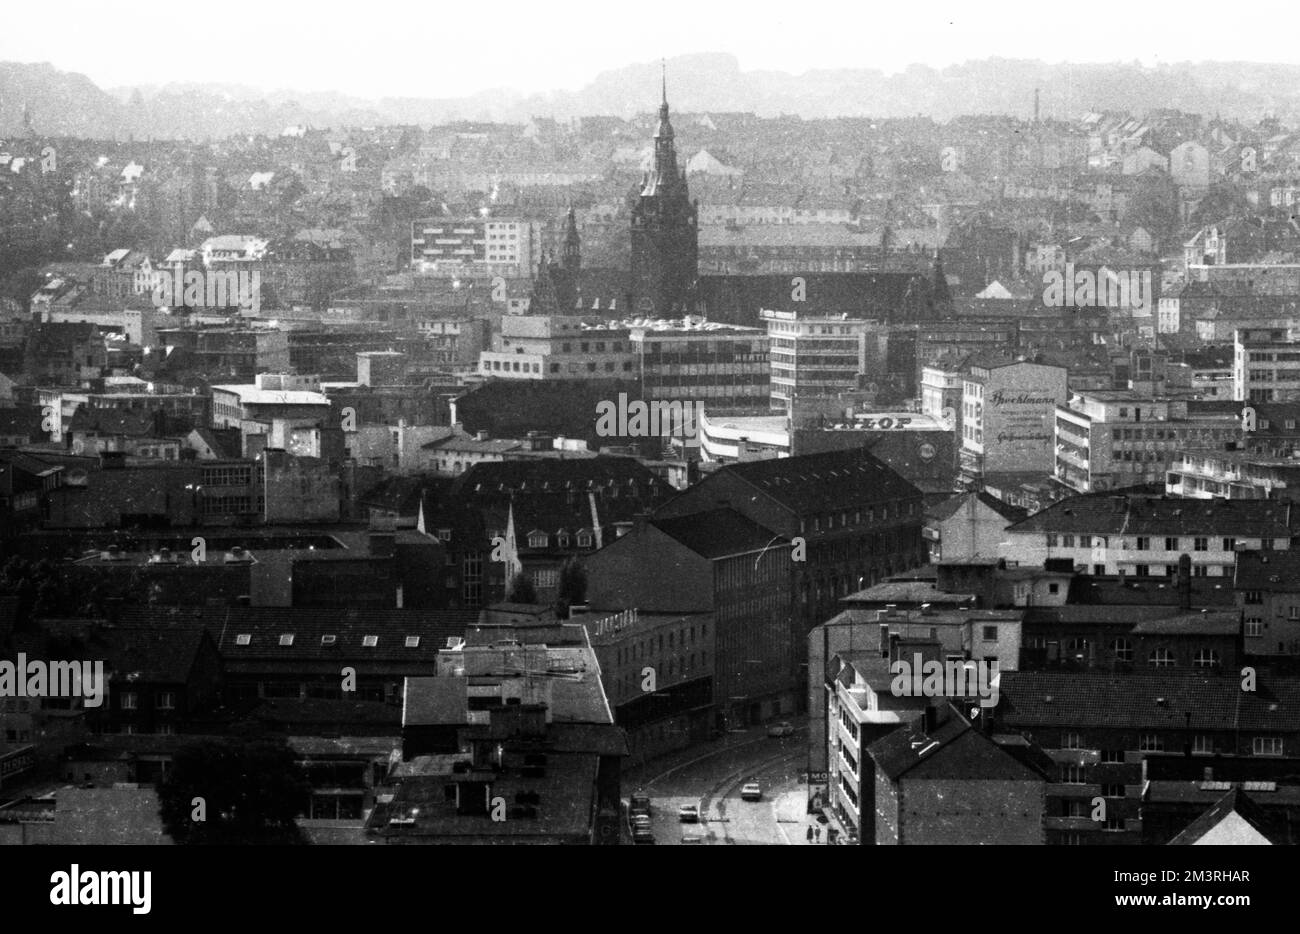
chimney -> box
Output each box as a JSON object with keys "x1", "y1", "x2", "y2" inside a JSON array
[
  {"x1": 923, "y1": 703, "x2": 938, "y2": 734},
  {"x1": 369, "y1": 530, "x2": 396, "y2": 558},
  {"x1": 878, "y1": 622, "x2": 890, "y2": 658}
]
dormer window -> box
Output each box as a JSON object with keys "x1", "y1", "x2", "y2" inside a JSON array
[
  {"x1": 557, "y1": 533, "x2": 570, "y2": 548},
  {"x1": 235, "y1": 634, "x2": 251, "y2": 646},
  {"x1": 528, "y1": 532, "x2": 548, "y2": 548},
  {"x1": 362, "y1": 635, "x2": 379, "y2": 647},
  {"x1": 279, "y1": 634, "x2": 294, "y2": 646},
  {"x1": 577, "y1": 532, "x2": 592, "y2": 548}
]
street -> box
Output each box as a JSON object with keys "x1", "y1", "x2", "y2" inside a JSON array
[{"x1": 623, "y1": 727, "x2": 818, "y2": 845}]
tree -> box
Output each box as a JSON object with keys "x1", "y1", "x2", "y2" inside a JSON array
[
  {"x1": 158, "y1": 736, "x2": 310, "y2": 844},
  {"x1": 507, "y1": 572, "x2": 538, "y2": 605},
  {"x1": 555, "y1": 559, "x2": 587, "y2": 619}
]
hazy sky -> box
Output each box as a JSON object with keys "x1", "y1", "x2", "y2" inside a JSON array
[{"x1": 3, "y1": 0, "x2": 1298, "y2": 99}]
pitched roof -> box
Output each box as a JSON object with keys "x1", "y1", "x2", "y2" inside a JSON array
[
  {"x1": 651, "y1": 507, "x2": 783, "y2": 559},
  {"x1": 1234, "y1": 550, "x2": 1300, "y2": 592},
  {"x1": 927, "y1": 490, "x2": 1027, "y2": 524},
  {"x1": 1168, "y1": 788, "x2": 1286, "y2": 845},
  {"x1": 114, "y1": 606, "x2": 478, "y2": 662},
  {"x1": 1008, "y1": 493, "x2": 1294, "y2": 538},
  {"x1": 867, "y1": 710, "x2": 1041, "y2": 782},
  {"x1": 998, "y1": 670, "x2": 1300, "y2": 732},
  {"x1": 701, "y1": 447, "x2": 921, "y2": 514}
]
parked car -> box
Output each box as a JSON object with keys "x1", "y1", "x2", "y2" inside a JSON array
[
  {"x1": 633, "y1": 826, "x2": 655, "y2": 844},
  {"x1": 681, "y1": 829, "x2": 705, "y2": 844},
  {"x1": 678, "y1": 803, "x2": 700, "y2": 823},
  {"x1": 740, "y1": 781, "x2": 762, "y2": 801},
  {"x1": 630, "y1": 793, "x2": 651, "y2": 815},
  {"x1": 766, "y1": 721, "x2": 794, "y2": 737}
]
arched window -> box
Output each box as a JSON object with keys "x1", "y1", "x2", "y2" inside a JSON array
[
  {"x1": 1148, "y1": 647, "x2": 1175, "y2": 668},
  {"x1": 1193, "y1": 648, "x2": 1220, "y2": 669}
]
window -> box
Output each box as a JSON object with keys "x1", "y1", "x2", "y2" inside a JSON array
[
  {"x1": 1223, "y1": 538, "x2": 1236, "y2": 553},
  {"x1": 1244, "y1": 590, "x2": 1263, "y2": 604},
  {"x1": 1135, "y1": 536, "x2": 1149, "y2": 551},
  {"x1": 1104, "y1": 816, "x2": 1127, "y2": 832},
  {"x1": 1046, "y1": 534, "x2": 1058, "y2": 547},
  {"x1": 321, "y1": 635, "x2": 337, "y2": 646},
  {"x1": 1246, "y1": 619, "x2": 1263, "y2": 637},
  {"x1": 1062, "y1": 732, "x2": 1084, "y2": 750},
  {"x1": 1165, "y1": 537, "x2": 1178, "y2": 551},
  {"x1": 1061, "y1": 534, "x2": 1075, "y2": 547},
  {"x1": 156, "y1": 692, "x2": 175, "y2": 710},
  {"x1": 1253, "y1": 737, "x2": 1283, "y2": 756},
  {"x1": 1192, "y1": 735, "x2": 1213, "y2": 755},
  {"x1": 577, "y1": 532, "x2": 592, "y2": 548},
  {"x1": 1148, "y1": 648, "x2": 1175, "y2": 668},
  {"x1": 1101, "y1": 749, "x2": 1124, "y2": 764},
  {"x1": 235, "y1": 634, "x2": 251, "y2": 646},
  {"x1": 1101, "y1": 783, "x2": 1125, "y2": 798},
  {"x1": 1110, "y1": 638, "x2": 1133, "y2": 662},
  {"x1": 1193, "y1": 649, "x2": 1220, "y2": 668},
  {"x1": 1048, "y1": 583, "x2": 1060, "y2": 594},
  {"x1": 528, "y1": 532, "x2": 548, "y2": 548},
  {"x1": 279, "y1": 634, "x2": 295, "y2": 647},
  {"x1": 1193, "y1": 537, "x2": 1208, "y2": 552},
  {"x1": 120, "y1": 693, "x2": 138, "y2": 710},
  {"x1": 1139, "y1": 734, "x2": 1164, "y2": 752},
  {"x1": 362, "y1": 635, "x2": 379, "y2": 647},
  {"x1": 1061, "y1": 763, "x2": 1086, "y2": 783},
  {"x1": 982, "y1": 625, "x2": 998, "y2": 641},
  {"x1": 405, "y1": 636, "x2": 420, "y2": 648}
]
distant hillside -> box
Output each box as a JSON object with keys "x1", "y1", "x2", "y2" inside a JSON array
[{"x1": 5, "y1": 54, "x2": 1300, "y2": 139}]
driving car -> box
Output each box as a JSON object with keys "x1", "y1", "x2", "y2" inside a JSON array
[
  {"x1": 678, "y1": 802, "x2": 700, "y2": 822},
  {"x1": 740, "y1": 781, "x2": 762, "y2": 801},
  {"x1": 766, "y1": 721, "x2": 794, "y2": 737}
]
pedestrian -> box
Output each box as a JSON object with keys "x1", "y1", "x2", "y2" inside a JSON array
[
  {"x1": 815, "y1": 826, "x2": 822, "y2": 843},
  {"x1": 806, "y1": 825, "x2": 814, "y2": 842}
]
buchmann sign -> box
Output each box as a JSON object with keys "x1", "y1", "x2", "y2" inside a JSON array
[{"x1": 967, "y1": 363, "x2": 1068, "y2": 474}]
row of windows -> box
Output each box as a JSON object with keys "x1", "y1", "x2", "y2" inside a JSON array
[
  {"x1": 805, "y1": 502, "x2": 916, "y2": 533},
  {"x1": 526, "y1": 530, "x2": 593, "y2": 549},
  {"x1": 1031, "y1": 636, "x2": 1222, "y2": 666},
  {"x1": 615, "y1": 624, "x2": 707, "y2": 665},
  {"x1": 1047, "y1": 534, "x2": 1264, "y2": 552},
  {"x1": 117, "y1": 692, "x2": 176, "y2": 709},
  {"x1": 1059, "y1": 734, "x2": 1283, "y2": 756}
]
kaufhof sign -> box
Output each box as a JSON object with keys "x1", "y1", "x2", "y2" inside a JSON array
[{"x1": 850, "y1": 413, "x2": 949, "y2": 432}]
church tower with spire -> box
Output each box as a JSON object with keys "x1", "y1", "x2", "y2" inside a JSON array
[{"x1": 629, "y1": 66, "x2": 698, "y2": 315}]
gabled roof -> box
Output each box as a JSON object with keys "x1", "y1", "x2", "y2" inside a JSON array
[
  {"x1": 867, "y1": 709, "x2": 1041, "y2": 782},
  {"x1": 927, "y1": 490, "x2": 1027, "y2": 524},
  {"x1": 1168, "y1": 788, "x2": 1286, "y2": 845}
]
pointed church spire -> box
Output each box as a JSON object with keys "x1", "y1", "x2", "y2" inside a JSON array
[{"x1": 662, "y1": 58, "x2": 667, "y2": 107}]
